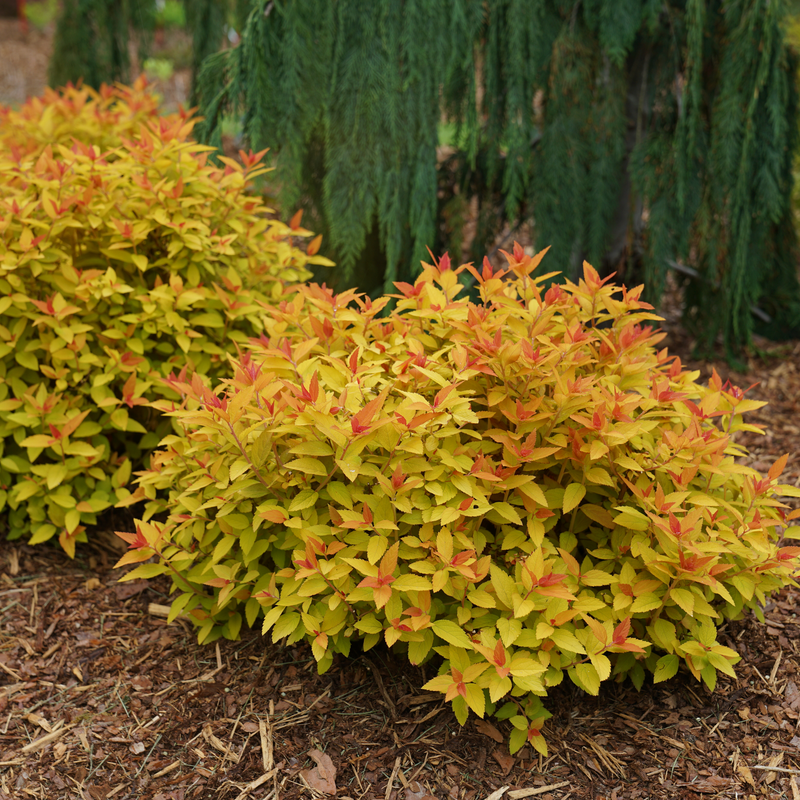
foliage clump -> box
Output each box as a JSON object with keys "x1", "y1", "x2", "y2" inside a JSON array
[
  {"x1": 0, "y1": 79, "x2": 167, "y2": 158},
  {"x1": 123, "y1": 250, "x2": 800, "y2": 751},
  {"x1": 0, "y1": 82, "x2": 325, "y2": 553}
]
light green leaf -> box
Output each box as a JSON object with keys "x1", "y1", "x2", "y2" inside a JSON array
[
  {"x1": 289, "y1": 490, "x2": 319, "y2": 513},
  {"x1": 285, "y1": 457, "x2": 327, "y2": 476},
  {"x1": 432, "y1": 619, "x2": 472, "y2": 649},
  {"x1": 563, "y1": 483, "x2": 586, "y2": 513},
  {"x1": 497, "y1": 617, "x2": 522, "y2": 647}
]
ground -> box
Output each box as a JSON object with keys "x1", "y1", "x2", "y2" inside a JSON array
[{"x1": 3, "y1": 14, "x2": 800, "y2": 800}]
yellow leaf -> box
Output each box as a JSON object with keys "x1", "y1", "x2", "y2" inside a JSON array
[{"x1": 563, "y1": 483, "x2": 586, "y2": 513}]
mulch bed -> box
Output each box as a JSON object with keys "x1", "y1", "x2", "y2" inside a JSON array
[{"x1": 1, "y1": 320, "x2": 800, "y2": 800}]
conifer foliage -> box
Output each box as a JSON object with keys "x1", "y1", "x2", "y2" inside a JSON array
[
  {"x1": 49, "y1": 0, "x2": 156, "y2": 89},
  {"x1": 193, "y1": 0, "x2": 800, "y2": 355}
]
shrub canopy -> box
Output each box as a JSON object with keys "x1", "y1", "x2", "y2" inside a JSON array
[{"x1": 123, "y1": 250, "x2": 800, "y2": 751}]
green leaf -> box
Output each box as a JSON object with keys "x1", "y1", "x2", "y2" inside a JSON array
[
  {"x1": 432, "y1": 619, "x2": 472, "y2": 648},
  {"x1": 467, "y1": 590, "x2": 496, "y2": 608},
  {"x1": 653, "y1": 654, "x2": 680, "y2": 683},
  {"x1": 272, "y1": 611, "x2": 301, "y2": 642},
  {"x1": 261, "y1": 606, "x2": 283, "y2": 634},
  {"x1": 13, "y1": 481, "x2": 42, "y2": 503},
  {"x1": 289, "y1": 440, "x2": 334, "y2": 457},
  {"x1": 573, "y1": 662, "x2": 601, "y2": 695},
  {"x1": 670, "y1": 587, "x2": 695, "y2": 617},
  {"x1": 393, "y1": 573, "x2": 433, "y2": 592},
  {"x1": 119, "y1": 563, "x2": 166, "y2": 581},
  {"x1": 355, "y1": 615, "x2": 383, "y2": 635},
  {"x1": 465, "y1": 684, "x2": 485, "y2": 718},
  {"x1": 289, "y1": 490, "x2": 319, "y2": 513},
  {"x1": 326, "y1": 481, "x2": 353, "y2": 509},
  {"x1": 65, "y1": 508, "x2": 81, "y2": 534},
  {"x1": 490, "y1": 565, "x2": 517, "y2": 608},
  {"x1": 497, "y1": 617, "x2": 522, "y2": 647},
  {"x1": 367, "y1": 536, "x2": 388, "y2": 565},
  {"x1": 28, "y1": 524, "x2": 57, "y2": 545},
  {"x1": 562, "y1": 483, "x2": 586, "y2": 513},
  {"x1": 508, "y1": 727, "x2": 526, "y2": 755},
  {"x1": 589, "y1": 653, "x2": 611, "y2": 681},
  {"x1": 285, "y1": 457, "x2": 327, "y2": 476},
  {"x1": 408, "y1": 629, "x2": 434, "y2": 665},
  {"x1": 15, "y1": 351, "x2": 38, "y2": 371},
  {"x1": 549, "y1": 629, "x2": 586, "y2": 654},
  {"x1": 20, "y1": 434, "x2": 55, "y2": 448},
  {"x1": 701, "y1": 664, "x2": 717, "y2": 692},
  {"x1": 493, "y1": 502, "x2": 522, "y2": 525},
  {"x1": 580, "y1": 569, "x2": 616, "y2": 586}
]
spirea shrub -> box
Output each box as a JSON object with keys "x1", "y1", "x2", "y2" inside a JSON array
[
  {"x1": 0, "y1": 82, "x2": 328, "y2": 554},
  {"x1": 121, "y1": 250, "x2": 800, "y2": 752},
  {"x1": 0, "y1": 78, "x2": 168, "y2": 158}
]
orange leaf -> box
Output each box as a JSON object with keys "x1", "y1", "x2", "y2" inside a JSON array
[
  {"x1": 768, "y1": 453, "x2": 789, "y2": 481},
  {"x1": 307, "y1": 234, "x2": 322, "y2": 256}
]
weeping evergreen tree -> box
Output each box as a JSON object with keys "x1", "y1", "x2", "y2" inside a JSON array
[
  {"x1": 192, "y1": 0, "x2": 800, "y2": 356},
  {"x1": 49, "y1": 0, "x2": 156, "y2": 89}
]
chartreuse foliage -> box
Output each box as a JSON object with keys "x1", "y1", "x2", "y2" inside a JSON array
[
  {"x1": 122, "y1": 251, "x2": 800, "y2": 752},
  {"x1": 0, "y1": 82, "x2": 325, "y2": 554},
  {"x1": 0, "y1": 79, "x2": 166, "y2": 159}
]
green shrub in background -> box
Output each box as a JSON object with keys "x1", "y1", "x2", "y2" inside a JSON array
[{"x1": 0, "y1": 81, "x2": 327, "y2": 554}]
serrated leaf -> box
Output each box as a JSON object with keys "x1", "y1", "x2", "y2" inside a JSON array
[
  {"x1": 563, "y1": 483, "x2": 586, "y2": 513},
  {"x1": 367, "y1": 536, "x2": 388, "y2": 565},
  {"x1": 588, "y1": 653, "x2": 611, "y2": 681},
  {"x1": 493, "y1": 502, "x2": 522, "y2": 525},
  {"x1": 393, "y1": 574, "x2": 433, "y2": 591},
  {"x1": 285, "y1": 457, "x2": 327, "y2": 476},
  {"x1": 289, "y1": 490, "x2": 319, "y2": 513},
  {"x1": 581, "y1": 569, "x2": 616, "y2": 586},
  {"x1": 432, "y1": 619, "x2": 472, "y2": 648},
  {"x1": 118, "y1": 563, "x2": 166, "y2": 581},
  {"x1": 549, "y1": 629, "x2": 586, "y2": 654},
  {"x1": 573, "y1": 662, "x2": 601, "y2": 695},
  {"x1": 670, "y1": 587, "x2": 695, "y2": 617},
  {"x1": 272, "y1": 612, "x2": 301, "y2": 642},
  {"x1": 465, "y1": 684, "x2": 485, "y2": 718},
  {"x1": 326, "y1": 481, "x2": 353, "y2": 509},
  {"x1": 408, "y1": 629, "x2": 434, "y2": 664},
  {"x1": 497, "y1": 617, "x2": 522, "y2": 647}
]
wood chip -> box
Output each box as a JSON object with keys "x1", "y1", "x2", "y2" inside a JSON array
[
  {"x1": 751, "y1": 764, "x2": 800, "y2": 776},
  {"x1": 152, "y1": 760, "x2": 180, "y2": 778},
  {"x1": 259, "y1": 718, "x2": 273, "y2": 772},
  {"x1": 484, "y1": 788, "x2": 508, "y2": 800},
  {"x1": 385, "y1": 756, "x2": 401, "y2": 800},
  {"x1": 202, "y1": 722, "x2": 240, "y2": 763},
  {"x1": 232, "y1": 770, "x2": 276, "y2": 800},
  {"x1": 20, "y1": 724, "x2": 73, "y2": 753},
  {"x1": 148, "y1": 603, "x2": 172, "y2": 618},
  {"x1": 736, "y1": 759, "x2": 756, "y2": 788},
  {"x1": 26, "y1": 712, "x2": 52, "y2": 733},
  {"x1": 0, "y1": 661, "x2": 22, "y2": 680},
  {"x1": 769, "y1": 650, "x2": 783, "y2": 684},
  {"x1": 508, "y1": 785, "x2": 571, "y2": 799}
]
